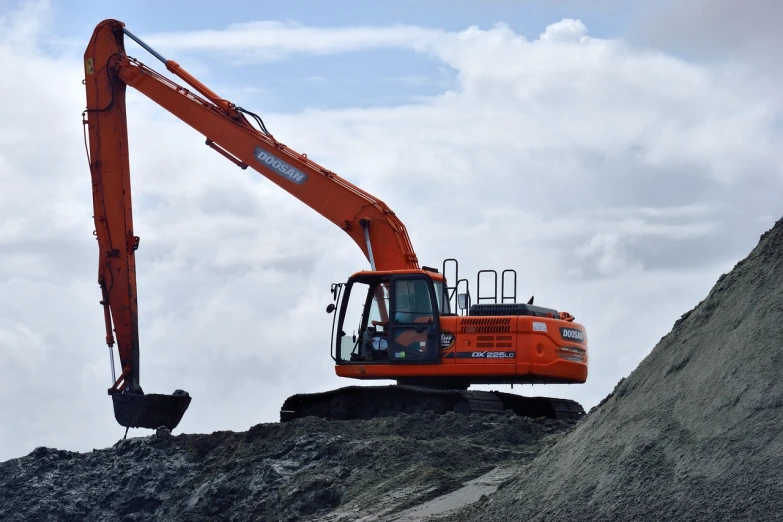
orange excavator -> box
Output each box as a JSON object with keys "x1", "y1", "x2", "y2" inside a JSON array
[{"x1": 83, "y1": 20, "x2": 588, "y2": 431}]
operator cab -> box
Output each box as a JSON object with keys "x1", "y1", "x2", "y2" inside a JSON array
[{"x1": 329, "y1": 271, "x2": 448, "y2": 364}]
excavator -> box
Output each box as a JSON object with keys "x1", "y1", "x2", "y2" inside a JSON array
[{"x1": 83, "y1": 19, "x2": 589, "y2": 431}]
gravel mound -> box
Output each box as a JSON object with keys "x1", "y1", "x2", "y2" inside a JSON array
[
  {"x1": 0, "y1": 412, "x2": 574, "y2": 521},
  {"x1": 446, "y1": 217, "x2": 783, "y2": 522}
]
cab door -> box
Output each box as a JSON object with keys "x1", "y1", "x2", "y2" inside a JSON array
[{"x1": 387, "y1": 276, "x2": 440, "y2": 363}]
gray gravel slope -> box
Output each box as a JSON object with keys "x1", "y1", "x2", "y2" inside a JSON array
[{"x1": 446, "y1": 217, "x2": 783, "y2": 522}]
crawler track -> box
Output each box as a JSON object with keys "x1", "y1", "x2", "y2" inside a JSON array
[{"x1": 280, "y1": 385, "x2": 584, "y2": 422}]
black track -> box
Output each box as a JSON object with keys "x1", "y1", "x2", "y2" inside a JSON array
[{"x1": 280, "y1": 385, "x2": 584, "y2": 422}]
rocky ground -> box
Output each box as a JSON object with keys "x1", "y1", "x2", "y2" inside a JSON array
[
  {"x1": 2, "y1": 217, "x2": 782, "y2": 521},
  {"x1": 0, "y1": 412, "x2": 573, "y2": 521}
]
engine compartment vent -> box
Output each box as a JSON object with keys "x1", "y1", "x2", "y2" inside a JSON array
[{"x1": 460, "y1": 317, "x2": 511, "y2": 334}]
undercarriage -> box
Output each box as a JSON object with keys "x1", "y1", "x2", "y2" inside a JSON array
[{"x1": 280, "y1": 385, "x2": 584, "y2": 422}]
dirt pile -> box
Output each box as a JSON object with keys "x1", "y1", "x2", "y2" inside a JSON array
[
  {"x1": 0, "y1": 411, "x2": 574, "y2": 521},
  {"x1": 445, "y1": 217, "x2": 783, "y2": 521},
  {"x1": 4, "y1": 220, "x2": 782, "y2": 521}
]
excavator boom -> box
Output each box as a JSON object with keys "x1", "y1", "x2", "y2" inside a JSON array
[{"x1": 84, "y1": 20, "x2": 418, "y2": 429}]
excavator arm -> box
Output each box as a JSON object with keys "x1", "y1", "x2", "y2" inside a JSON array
[{"x1": 83, "y1": 19, "x2": 418, "y2": 429}]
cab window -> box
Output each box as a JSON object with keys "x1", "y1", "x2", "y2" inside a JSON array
[
  {"x1": 337, "y1": 280, "x2": 390, "y2": 362},
  {"x1": 387, "y1": 278, "x2": 437, "y2": 361},
  {"x1": 393, "y1": 279, "x2": 433, "y2": 324}
]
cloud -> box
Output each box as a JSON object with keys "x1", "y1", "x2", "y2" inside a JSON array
[
  {"x1": 144, "y1": 21, "x2": 445, "y2": 63},
  {"x1": 538, "y1": 18, "x2": 589, "y2": 43},
  {"x1": 629, "y1": 0, "x2": 783, "y2": 75},
  {"x1": 0, "y1": 0, "x2": 49, "y2": 49},
  {"x1": 1, "y1": 2, "x2": 782, "y2": 461}
]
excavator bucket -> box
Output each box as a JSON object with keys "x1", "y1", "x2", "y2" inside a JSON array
[{"x1": 111, "y1": 390, "x2": 191, "y2": 430}]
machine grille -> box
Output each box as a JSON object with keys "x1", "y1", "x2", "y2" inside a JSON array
[{"x1": 460, "y1": 317, "x2": 511, "y2": 334}]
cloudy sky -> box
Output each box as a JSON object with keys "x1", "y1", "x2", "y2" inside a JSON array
[{"x1": 1, "y1": 0, "x2": 781, "y2": 461}]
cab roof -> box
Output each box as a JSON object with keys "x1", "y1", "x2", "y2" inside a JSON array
[{"x1": 348, "y1": 269, "x2": 445, "y2": 282}]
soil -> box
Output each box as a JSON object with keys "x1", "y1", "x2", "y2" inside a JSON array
[
  {"x1": 3, "y1": 217, "x2": 782, "y2": 521},
  {"x1": 0, "y1": 412, "x2": 573, "y2": 521}
]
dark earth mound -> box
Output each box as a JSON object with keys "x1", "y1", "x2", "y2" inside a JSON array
[{"x1": 0, "y1": 411, "x2": 574, "y2": 521}]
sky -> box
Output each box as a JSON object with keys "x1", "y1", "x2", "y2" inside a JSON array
[{"x1": 1, "y1": 0, "x2": 781, "y2": 461}]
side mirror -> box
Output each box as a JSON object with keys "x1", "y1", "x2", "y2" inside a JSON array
[
  {"x1": 458, "y1": 293, "x2": 468, "y2": 310},
  {"x1": 326, "y1": 303, "x2": 336, "y2": 314}
]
